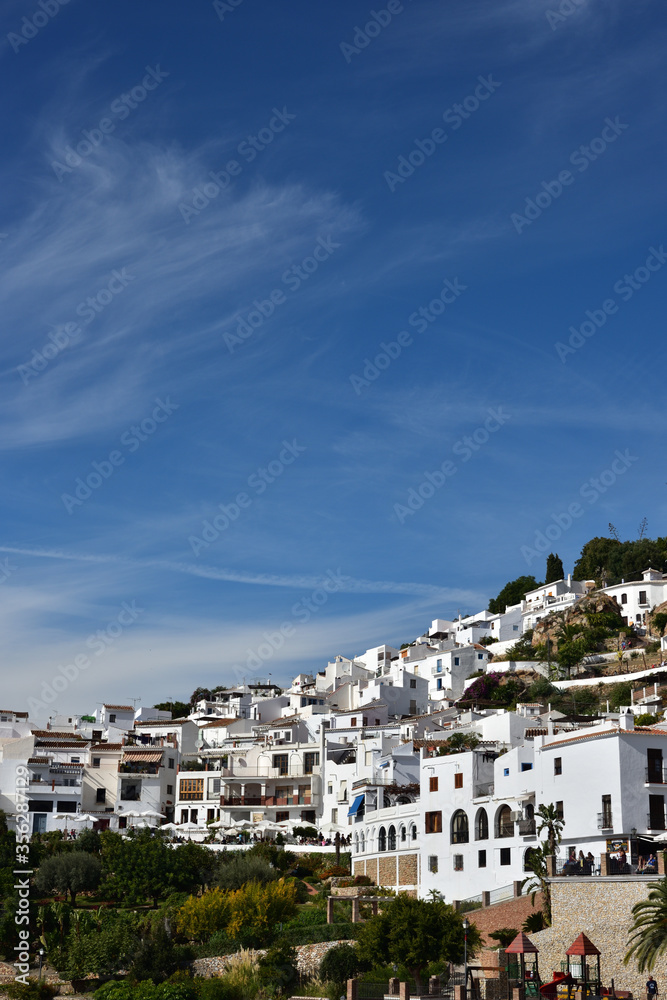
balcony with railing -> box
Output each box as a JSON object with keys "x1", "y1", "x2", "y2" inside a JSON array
[
  {"x1": 597, "y1": 812, "x2": 613, "y2": 830},
  {"x1": 29, "y1": 777, "x2": 82, "y2": 789},
  {"x1": 221, "y1": 765, "x2": 320, "y2": 778},
  {"x1": 518, "y1": 818, "x2": 536, "y2": 836},
  {"x1": 221, "y1": 795, "x2": 266, "y2": 806},
  {"x1": 645, "y1": 767, "x2": 667, "y2": 784},
  {"x1": 220, "y1": 793, "x2": 315, "y2": 807}
]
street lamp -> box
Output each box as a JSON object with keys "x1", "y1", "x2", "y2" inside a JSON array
[
  {"x1": 38, "y1": 948, "x2": 44, "y2": 980},
  {"x1": 463, "y1": 918, "x2": 470, "y2": 998}
]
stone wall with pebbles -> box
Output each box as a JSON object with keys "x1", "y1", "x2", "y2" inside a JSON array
[
  {"x1": 193, "y1": 939, "x2": 349, "y2": 979},
  {"x1": 531, "y1": 877, "x2": 661, "y2": 998}
]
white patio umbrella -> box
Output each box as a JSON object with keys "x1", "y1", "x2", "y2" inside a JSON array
[
  {"x1": 208, "y1": 819, "x2": 228, "y2": 829},
  {"x1": 71, "y1": 814, "x2": 97, "y2": 824},
  {"x1": 123, "y1": 809, "x2": 165, "y2": 819},
  {"x1": 319, "y1": 822, "x2": 348, "y2": 836}
]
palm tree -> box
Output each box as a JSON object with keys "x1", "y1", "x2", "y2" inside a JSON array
[
  {"x1": 522, "y1": 844, "x2": 552, "y2": 925},
  {"x1": 625, "y1": 878, "x2": 667, "y2": 970},
  {"x1": 536, "y1": 803, "x2": 564, "y2": 855}
]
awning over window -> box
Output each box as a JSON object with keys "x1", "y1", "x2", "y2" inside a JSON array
[{"x1": 348, "y1": 794, "x2": 364, "y2": 817}]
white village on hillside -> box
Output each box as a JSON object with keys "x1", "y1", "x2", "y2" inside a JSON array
[{"x1": 3, "y1": 566, "x2": 667, "y2": 909}]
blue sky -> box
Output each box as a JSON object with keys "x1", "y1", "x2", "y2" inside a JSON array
[{"x1": 1, "y1": 0, "x2": 665, "y2": 717}]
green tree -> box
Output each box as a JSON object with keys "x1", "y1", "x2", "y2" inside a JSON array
[
  {"x1": 319, "y1": 943, "x2": 364, "y2": 989},
  {"x1": 545, "y1": 554, "x2": 564, "y2": 585},
  {"x1": 522, "y1": 911, "x2": 545, "y2": 933},
  {"x1": 489, "y1": 928, "x2": 518, "y2": 948},
  {"x1": 556, "y1": 637, "x2": 591, "y2": 679},
  {"x1": 214, "y1": 852, "x2": 279, "y2": 891},
  {"x1": 101, "y1": 830, "x2": 175, "y2": 906},
  {"x1": 128, "y1": 922, "x2": 192, "y2": 984},
  {"x1": 153, "y1": 701, "x2": 190, "y2": 719},
  {"x1": 74, "y1": 829, "x2": 101, "y2": 854},
  {"x1": 59, "y1": 909, "x2": 140, "y2": 979},
  {"x1": 436, "y1": 733, "x2": 480, "y2": 756},
  {"x1": 651, "y1": 612, "x2": 667, "y2": 637},
  {"x1": 356, "y1": 895, "x2": 479, "y2": 993},
  {"x1": 573, "y1": 535, "x2": 667, "y2": 587},
  {"x1": 257, "y1": 939, "x2": 299, "y2": 997},
  {"x1": 488, "y1": 577, "x2": 540, "y2": 614},
  {"x1": 171, "y1": 841, "x2": 216, "y2": 894},
  {"x1": 625, "y1": 877, "x2": 667, "y2": 970},
  {"x1": 189, "y1": 687, "x2": 211, "y2": 707},
  {"x1": 521, "y1": 843, "x2": 552, "y2": 924},
  {"x1": 536, "y1": 803, "x2": 564, "y2": 855},
  {"x1": 35, "y1": 851, "x2": 102, "y2": 906}
]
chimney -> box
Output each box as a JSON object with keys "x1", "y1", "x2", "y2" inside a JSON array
[
  {"x1": 567, "y1": 573, "x2": 571, "y2": 587},
  {"x1": 619, "y1": 709, "x2": 635, "y2": 731}
]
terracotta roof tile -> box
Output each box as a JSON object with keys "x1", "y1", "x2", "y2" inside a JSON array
[{"x1": 31, "y1": 730, "x2": 86, "y2": 739}]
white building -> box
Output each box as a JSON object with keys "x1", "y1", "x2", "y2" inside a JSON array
[
  {"x1": 411, "y1": 713, "x2": 667, "y2": 902},
  {"x1": 602, "y1": 567, "x2": 667, "y2": 629},
  {"x1": 521, "y1": 577, "x2": 593, "y2": 631}
]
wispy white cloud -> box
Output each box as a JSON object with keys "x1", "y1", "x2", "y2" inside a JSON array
[
  {"x1": 0, "y1": 544, "x2": 483, "y2": 603},
  {"x1": 0, "y1": 131, "x2": 364, "y2": 448}
]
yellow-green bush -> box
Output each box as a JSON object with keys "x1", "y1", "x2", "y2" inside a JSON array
[
  {"x1": 177, "y1": 887, "x2": 230, "y2": 942},
  {"x1": 176, "y1": 879, "x2": 297, "y2": 943}
]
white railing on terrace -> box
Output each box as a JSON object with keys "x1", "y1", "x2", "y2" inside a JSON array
[
  {"x1": 489, "y1": 884, "x2": 515, "y2": 904},
  {"x1": 461, "y1": 884, "x2": 514, "y2": 906},
  {"x1": 221, "y1": 765, "x2": 321, "y2": 778}
]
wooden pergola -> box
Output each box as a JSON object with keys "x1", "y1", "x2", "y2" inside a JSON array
[
  {"x1": 505, "y1": 931, "x2": 540, "y2": 997},
  {"x1": 565, "y1": 933, "x2": 601, "y2": 995}
]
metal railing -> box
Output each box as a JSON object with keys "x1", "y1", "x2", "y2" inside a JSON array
[
  {"x1": 646, "y1": 767, "x2": 667, "y2": 784},
  {"x1": 221, "y1": 766, "x2": 320, "y2": 778},
  {"x1": 518, "y1": 819, "x2": 536, "y2": 835},
  {"x1": 596, "y1": 813, "x2": 613, "y2": 830},
  {"x1": 555, "y1": 856, "x2": 601, "y2": 876},
  {"x1": 488, "y1": 884, "x2": 515, "y2": 903}
]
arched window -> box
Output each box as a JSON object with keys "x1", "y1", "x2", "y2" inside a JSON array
[
  {"x1": 399, "y1": 824, "x2": 406, "y2": 844},
  {"x1": 496, "y1": 805, "x2": 514, "y2": 838},
  {"x1": 524, "y1": 846, "x2": 540, "y2": 872},
  {"x1": 451, "y1": 810, "x2": 469, "y2": 844},
  {"x1": 378, "y1": 826, "x2": 387, "y2": 852},
  {"x1": 354, "y1": 833, "x2": 359, "y2": 853},
  {"x1": 410, "y1": 823, "x2": 417, "y2": 841},
  {"x1": 360, "y1": 832, "x2": 365, "y2": 853},
  {"x1": 475, "y1": 808, "x2": 489, "y2": 841},
  {"x1": 388, "y1": 825, "x2": 397, "y2": 850}
]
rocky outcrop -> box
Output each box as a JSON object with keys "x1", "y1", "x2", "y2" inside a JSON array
[{"x1": 531, "y1": 592, "x2": 625, "y2": 654}]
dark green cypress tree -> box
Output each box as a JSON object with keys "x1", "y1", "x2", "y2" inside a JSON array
[{"x1": 545, "y1": 553, "x2": 564, "y2": 584}]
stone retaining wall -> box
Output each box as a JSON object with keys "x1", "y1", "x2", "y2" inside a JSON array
[
  {"x1": 531, "y1": 877, "x2": 660, "y2": 998},
  {"x1": 193, "y1": 939, "x2": 349, "y2": 979}
]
